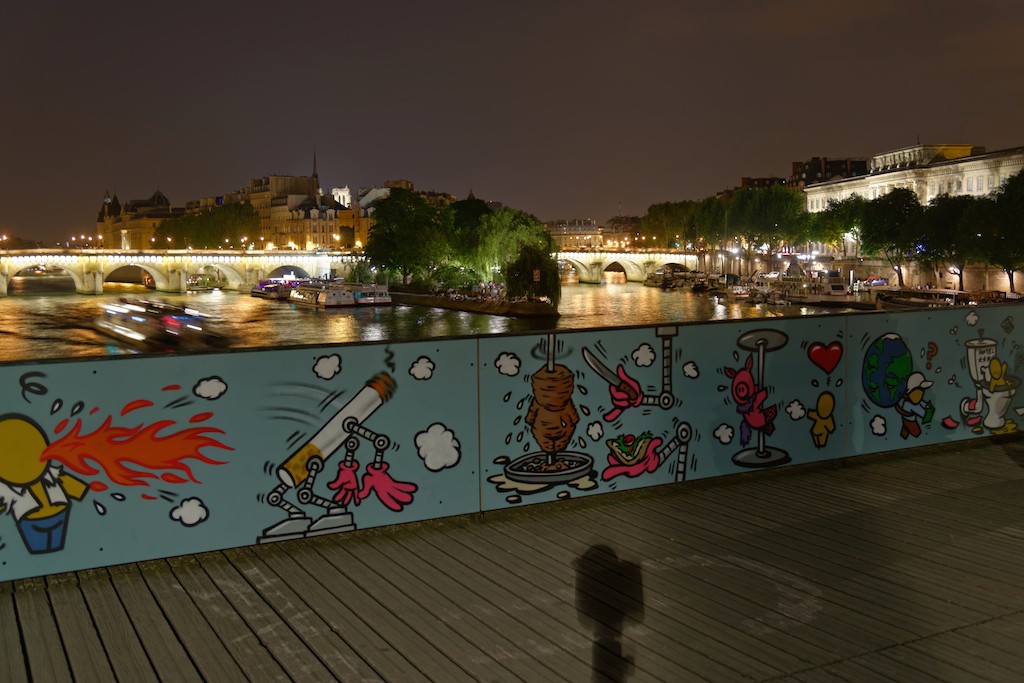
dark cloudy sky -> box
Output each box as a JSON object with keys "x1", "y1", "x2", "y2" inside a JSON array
[{"x1": 2, "y1": 1, "x2": 1022, "y2": 243}]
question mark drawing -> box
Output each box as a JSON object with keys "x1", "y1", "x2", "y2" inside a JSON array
[{"x1": 926, "y1": 342, "x2": 938, "y2": 370}]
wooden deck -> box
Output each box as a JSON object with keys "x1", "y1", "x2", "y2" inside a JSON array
[{"x1": 4, "y1": 437, "x2": 1024, "y2": 682}]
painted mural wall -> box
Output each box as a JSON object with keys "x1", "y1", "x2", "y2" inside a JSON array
[{"x1": 1, "y1": 303, "x2": 1021, "y2": 581}]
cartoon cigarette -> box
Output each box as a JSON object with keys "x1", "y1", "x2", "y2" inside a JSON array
[{"x1": 278, "y1": 372, "x2": 397, "y2": 488}]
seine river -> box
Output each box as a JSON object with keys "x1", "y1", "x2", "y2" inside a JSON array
[{"x1": 0, "y1": 275, "x2": 844, "y2": 362}]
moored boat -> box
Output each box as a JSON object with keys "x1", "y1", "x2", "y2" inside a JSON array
[
  {"x1": 251, "y1": 278, "x2": 307, "y2": 300},
  {"x1": 289, "y1": 282, "x2": 356, "y2": 307},
  {"x1": 875, "y1": 288, "x2": 1007, "y2": 310}
]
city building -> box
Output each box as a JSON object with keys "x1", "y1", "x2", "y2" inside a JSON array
[
  {"x1": 803, "y1": 143, "x2": 1024, "y2": 212},
  {"x1": 104, "y1": 154, "x2": 372, "y2": 251},
  {"x1": 789, "y1": 156, "x2": 868, "y2": 189},
  {"x1": 96, "y1": 189, "x2": 185, "y2": 249},
  {"x1": 545, "y1": 218, "x2": 603, "y2": 250}
]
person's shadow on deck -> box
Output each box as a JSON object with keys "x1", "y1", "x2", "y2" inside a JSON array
[{"x1": 575, "y1": 544, "x2": 645, "y2": 683}]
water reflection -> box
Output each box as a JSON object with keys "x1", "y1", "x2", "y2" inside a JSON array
[{"x1": 0, "y1": 277, "x2": 840, "y2": 362}]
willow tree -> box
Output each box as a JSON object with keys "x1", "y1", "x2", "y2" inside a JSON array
[
  {"x1": 503, "y1": 243, "x2": 561, "y2": 308},
  {"x1": 475, "y1": 207, "x2": 551, "y2": 276}
]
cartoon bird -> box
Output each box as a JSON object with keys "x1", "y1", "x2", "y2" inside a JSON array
[{"x1": 724, "y1": 354, "x2": 777, "y2": 447}]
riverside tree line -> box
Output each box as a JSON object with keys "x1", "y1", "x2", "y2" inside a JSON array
[{"x1": 635, "y1": 168, "x2": 1024, "y2": 291}]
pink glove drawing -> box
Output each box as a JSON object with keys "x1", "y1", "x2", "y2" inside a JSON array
[
  {"x1": 360, "y1": 462, "x2": 418, "y2": 512},
  {"x1": 327, "y1": 460, "x2": 361, "y2": 506},
  {"x1": 603, "y1": 365, "x2": 644, "y2": 421}
]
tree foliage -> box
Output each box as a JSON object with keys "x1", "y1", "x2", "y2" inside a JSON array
[
  {"x1": 859, "y1": 188, "x2": 922, "y2": 287},
  {"x1": 503, "y1": 244, "x2": 561, "y2": 308},
  {"x1": 155, "y1": 203, "x2": 259, "y2": 249},
  {"x1": 364, "y1": 191, "x2": 559, "y2": 305}
]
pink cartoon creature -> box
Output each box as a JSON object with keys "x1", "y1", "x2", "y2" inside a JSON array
[{"x1": 724, "y1": 354, "x2": 778, "y2": 447}]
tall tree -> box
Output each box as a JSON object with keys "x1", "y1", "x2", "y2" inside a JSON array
[
  {"x1": 811, "y1": 194, "x2": 866, "y2": 257},
  {"x1": 922, "y1": 194, "x2": 986, "y2": 291},
  {"x1": 987, "y1": 170, "x2": 1024, "y2": 292},
  {"x1": 364, "y1": 188, "x2": 442, "y2": 283},
  {"x1": 860, "y1": 188, "x2": 922, "y2": 287}
]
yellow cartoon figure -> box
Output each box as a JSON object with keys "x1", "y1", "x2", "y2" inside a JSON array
[
  {"x1": 807, "y1": 391, "x2": 836, "y2": 448},
  {"x1": 0, "y1": 417, "x2": 88, "y2": 554},
  {"x1": 988, "y1": 357, "x2": 1010, "y2": 394}
]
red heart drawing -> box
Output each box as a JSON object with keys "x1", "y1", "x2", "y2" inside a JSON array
[{"x1": 808, "y1": 341, "x2": 842, "y2": 374}]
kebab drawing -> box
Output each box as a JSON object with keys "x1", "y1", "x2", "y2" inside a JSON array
[
  {"x1": 504, "y1": 334, "x2": 594, "y2": 484},
  {"x1": 259, "y1": 371, "x2": 414, "y2": 542}
]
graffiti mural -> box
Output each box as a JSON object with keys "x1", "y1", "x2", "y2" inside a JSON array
[{"x1": 1, "y1": 303, "x2": 1022, "y2": 581}]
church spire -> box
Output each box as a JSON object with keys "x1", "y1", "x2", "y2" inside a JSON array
[{"x1": 311, "y1": 147, "x2": 320, "y2": 197}]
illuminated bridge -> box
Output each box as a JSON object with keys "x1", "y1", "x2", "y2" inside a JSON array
[{"x1": 0, "y1": 248, "x2": 700, "y2": 294}]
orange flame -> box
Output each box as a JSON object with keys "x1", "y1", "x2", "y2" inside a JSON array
[{"x1": 43, "y1": 415, "x2": 232, "y2": 488}]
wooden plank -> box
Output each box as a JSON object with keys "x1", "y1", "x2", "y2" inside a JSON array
[
  {"x1": 252, "y1": 543, "x2": 429, "y2": 682},
  {"x1": 45, "y1": 573, "x2": 117, "y2": 681},
  {"x1": 313, "y1": 537, "x2": 519, "y2": 682},
  {"x1": 165, "y1": 554, "x2": 290, "y2": 682},
  {"x1": 286, "y1": 540, "x2": 476, "y2": 682},
  {"x1": 75, "y1": 569, "x2": 158, "y2": 683},
  {"x1": 351, "y1": 529, "x2": 575, "y2": 682},
  {"x1": 13, "y1": 576, "x2": 71, "y2": 682},
  {"x1": 454, "y1": 516, "x2": 754, "y2": 682},
  {"x1": 399, "y1": 518, "x2": 737, "y2": 683},
  {"x1": 774, "y1": 475, "x2": 1024, "y2": 589},
  {"x1": 662, "y1": 479, "x2": 1010, "y2": 618},
  {"x1": 906, "y1": 632, "x2": 1024, "y2": 682},
  {"x1": 197, "y1": 551, "x2": 335, "y2": 682},
  {"x1": 221, "y1": 547, "x2": 384, "y2": 682},
  {"x1": 640, "y1": 485, "x2": 1021, "y2": 614},
  {"x1": 137, "y1": 559, "x2": 249, "y2": 683},
  {"x1": 0, "y1": 581, "x2": 29, "y2": 683},
  {"x1": 390, "y1": 528, "x2": 602, "y2": 678},
  {"x1": 504, "y1": 500, "x2": 888, "y2": 664},
  {"x1": 106, "y1": 564, "x2": 204, "y2": 683}
]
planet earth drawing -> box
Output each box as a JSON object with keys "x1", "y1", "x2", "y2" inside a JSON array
[{"x1": 862, "y1": 333, "x2": 914, "y2": 408}]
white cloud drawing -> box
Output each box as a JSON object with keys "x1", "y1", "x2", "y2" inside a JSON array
[
  {"x1": 193, "y1": 377, "x2": 227, "y2": 400},
  {"x1": 410, "y1": 356, "x2": 435, "y2": 380},
  {"x1": 632, "y1": 344, "x2": 656, "y2": 367},
  {"x1": 587, "y1": 421, "x2": 604, "y2": 441},
  {"x1": 313, "y1": 354, "x2": 341, "y2": 380},
  {"x1": 416, "y1": 423, "x2": 461, "y2": 471},
  {"x1": 682, "y1": 361, "x2": 699, "y2": 379},
  {"x1": 965, "y1": 310, "x2": 979, "y2": 327},
  {"x1": 170, "y1": 498, "x2": 208, "y2": 526},
  {"x1": 871, "y1": 415, "x2": 887, "y2": 436},
  {"x1": 714, "y1": 423, "x2": 734, "y2": 445},
  {"x1": 495, "y1": 352, "x2": 521, "y2": 376},
  {"x1": 786, "y1": 400, "x2": 806, "y2": 420}
]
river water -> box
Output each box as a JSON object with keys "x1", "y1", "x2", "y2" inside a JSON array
[{"x1": 0, "y1": 275, "x2": 844, "y2": 362}]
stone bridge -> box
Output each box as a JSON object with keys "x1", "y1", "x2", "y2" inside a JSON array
[
  {"x1": 0, "y1": 248, "x2": 703, "y2": 294},
  {"x1": 556, "y1": 250, "x2": 701, "y2": 284},
  {"x1": 0, "y1": 249, "x2": 367, "y2": 295}
]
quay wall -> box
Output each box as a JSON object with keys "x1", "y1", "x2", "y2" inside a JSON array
[{"x1": 1, "y1": 304, "x2": 1020, "y2": 581}]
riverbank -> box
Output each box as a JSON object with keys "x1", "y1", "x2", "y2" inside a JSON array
[{"x1": 390, "y1": 291, "x2": 560, "y2": 318}]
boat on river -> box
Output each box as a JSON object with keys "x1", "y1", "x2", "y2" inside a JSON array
[
  {"x1": 251, "y1": 278, "x2": 307, "y2": 300},
  {"x1": 875, "y1": 288, "x2": 1008, "y2": 310},
  {"x1": 289, "y1": 281, "x2": 392, "y2": 308},
  {"x1": 94, "y1": 299, "x2": 230, "y2": 350}
]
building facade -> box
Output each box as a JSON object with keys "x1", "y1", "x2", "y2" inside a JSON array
[
  {"x1": 96, "y1": 190, "x2": 185, "y2": 249},
  {"x1": 803, "y1": 144, "x2": 1024, "y2": 212}
]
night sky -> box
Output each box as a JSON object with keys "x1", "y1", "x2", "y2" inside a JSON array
[{"x1": 3, "y1": 1, "x2": 1023, "y2": 244}]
